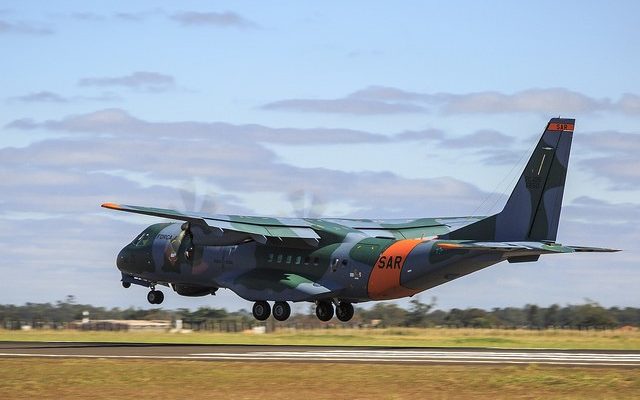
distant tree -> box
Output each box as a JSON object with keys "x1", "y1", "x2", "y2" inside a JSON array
[
  {"x1": 573, "y1": 302, "x2": 617, "y2": 328},
  {"x1": 404, "y1": 297, "x2": 436, "y2": 327},
  {"x1": 362, "y1": 303, "x2": 407, "y2": 327},
  {"x1": 526, "y1": 304, "x2": 543, "y2": 328},
  {"x1": 543, "y1": 304, "x2": 560, "y2": 327}
]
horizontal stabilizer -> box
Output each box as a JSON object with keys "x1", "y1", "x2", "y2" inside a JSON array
[
  {"x1": 567, "y1": 245, "x2": 621, "y2": 253},
  {"x1": 436, "y1": 241, "x2": 620, "y2": 255}
]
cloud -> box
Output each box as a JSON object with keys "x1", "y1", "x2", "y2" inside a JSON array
[
  {"x1": 170, "y1": 11, "x2": 256, "y2": 28},
  {"x1": 564, "y1": 196, "x2": 640, "y2": 225},
  {"x1": 442, "y1": 88, "x2": 609, "y2": 114},
  {"x1": 440, "y1": 129, "x2": 515, "y2": 148},
  {"x1": 262, "y1": 98, "x2": 427, "y2": 115},
  {"x1": 618, "y1": 94, "x2": 640, "y2": 115},
  {"x1": 9, "y1": 91, "x2": 68, "y2": 103},
  {"x1": 114, "y1": 11, "x2": 158, "y2": 22},
  {"x1": 70, "y1": 12, "x2": 106, "y2": 21},
  {"x1": 78, "y1": 71, "x2": 176, "y2": 92},
  {"x1": 70, "y1": 10, "x2": 160, "y2": 22},
  {"x1": 577, "y1": 130, "x2": 640, "y2": 189},
  {"x1": 7, "y1": 91, "x2": 119, "y2": 104},
  {"x1": 2, "y1": 109, "x2": 489, "y2": 219},
  {"x1": 4, "y1": 108, "x2": 388, "y2": 144},
  {"x1": 262, "y1": 86, "x2": 640, "y2": 116},
  {"x1": 0, "y1": 18, "x2": 53, "y2": 35}
]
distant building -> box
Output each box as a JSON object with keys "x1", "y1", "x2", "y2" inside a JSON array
[{"x1": 69, "y1": 319, "x2": 171, "y2": 331}]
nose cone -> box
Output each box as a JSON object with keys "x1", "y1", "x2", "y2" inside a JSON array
[{"x1": 116, "y1": 246, "x2": 129, "y2": 271}]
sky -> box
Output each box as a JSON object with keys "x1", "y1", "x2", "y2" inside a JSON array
[{"x1": 1, "y1": 1, "x2": 639, "y2": 314}]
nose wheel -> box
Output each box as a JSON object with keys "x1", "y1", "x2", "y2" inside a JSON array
[{"x1": 147, "y1": 290, "x2": 164, "y2": 305}]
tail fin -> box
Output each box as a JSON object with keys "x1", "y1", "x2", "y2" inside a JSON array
[{"x1": 446, "y1": 117, "x2": 574, "y2": 242}]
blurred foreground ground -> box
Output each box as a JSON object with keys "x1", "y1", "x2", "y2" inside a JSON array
[{"x1": 1, "y1": 358, "x2": 638, "y2": 400}]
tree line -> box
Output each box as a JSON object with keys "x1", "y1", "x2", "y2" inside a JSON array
[{"x1": 1, "y1": 296, "x2": 639, "y2": 329}]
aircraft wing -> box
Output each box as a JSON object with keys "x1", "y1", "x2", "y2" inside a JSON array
[
  {"x1": 102, "y1": 203, "x2": 321, "y2": 246},
  {"x1": 102, "y1": 203, "x2": 486, "y2": 246},
  {"x1": 325, "y1": 216, "x2": 486, "y2": 239}
]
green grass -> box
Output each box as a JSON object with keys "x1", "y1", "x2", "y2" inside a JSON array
[
  {"x1": 0, "y1": 359, "x2": 638, "y2": 399},
  {"x1": 2, "y1": 327, "x2": 640, "y2": 350}
]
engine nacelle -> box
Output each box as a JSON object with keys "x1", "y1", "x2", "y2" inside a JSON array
[{"x1": 172, "y1": 284, "x2": 218, "y2": 297}]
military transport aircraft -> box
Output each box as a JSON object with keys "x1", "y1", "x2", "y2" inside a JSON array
[{"x1": 103, "y1": 118, "x2": 617, "y2": 322}]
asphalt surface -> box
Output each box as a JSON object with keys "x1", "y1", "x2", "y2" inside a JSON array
[{"x1": 2, "y1": 341, "x2": 639, "y2": 367}]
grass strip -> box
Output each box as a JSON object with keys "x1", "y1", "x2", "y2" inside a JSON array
[{"x1": 1, "y1": 328, "x2": 639, "y2": 350}]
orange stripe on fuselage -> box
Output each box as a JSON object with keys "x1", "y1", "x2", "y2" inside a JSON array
[{"x1": 367, "y1": 239, "x2": 422, "y2": 300}]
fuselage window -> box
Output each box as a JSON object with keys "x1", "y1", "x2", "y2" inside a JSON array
[
  {"x1": 313, "y1": 257, "x2": 319, "y2": 266},
  {"x1": 276, "y1": 254, "x2": 283, "y2": 263},
  {"x1": 294, "y1": 255, "x2": 302, "y2": 265},
  {"x1": 267, "y1": 253, "x2": 274, "y2": 263},
  {"x1": 285, "y1": 255, "x2": 292, "y2": 264},
  {"x1": 304, "y1": 256, "x2": 310, "y2": 265}
]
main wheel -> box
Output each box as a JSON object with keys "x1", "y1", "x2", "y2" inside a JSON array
[
  {"x1": 336, "y1": 302, "x2": 354, "y2": 322},
  {"x1": 147, "y1": 290, "x2": 164, "y2": 304},
  {"x1": 315, "y1": 301, "x2": 334, "y2": 322},
  {"x1": 252, "y1": 301, "x2": 271, "y2": 321},
  {"x1": 272, "y1": 301, "x2": 291, "y2": 321}
]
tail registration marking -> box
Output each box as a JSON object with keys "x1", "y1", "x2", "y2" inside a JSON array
[{"x1": 547, "y1": 123, "x2": 574, "y2": 132}]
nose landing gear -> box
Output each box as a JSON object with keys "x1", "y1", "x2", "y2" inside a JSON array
[{"x1": 147, "y1": 289, "x2": 164, "y2": 305}]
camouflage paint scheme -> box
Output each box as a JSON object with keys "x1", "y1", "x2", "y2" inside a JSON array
[{"x1": 104, "y1": 118, "x2": 618, "y2": 320}]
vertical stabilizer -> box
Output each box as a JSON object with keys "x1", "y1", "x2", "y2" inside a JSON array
[{"x1": 446, "y1": 118, "x2": 574, "y2": 242}]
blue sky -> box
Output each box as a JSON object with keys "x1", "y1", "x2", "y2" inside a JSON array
[{"x1": 1, "y1": 1, "x2": 639, "y2": 313}]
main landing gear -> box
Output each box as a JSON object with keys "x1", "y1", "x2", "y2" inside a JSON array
[
  {"x1": 252, "y1": 301, "x2": 271, "y2": 321},
  {"x1": 316, "y1": 300, "x2": 354, "y2": 322},
  {"x1": 251, "y1": 301, "x2": 292, "y2": 321},
  {"x1": 252, "y1": 300, "x2": 354, "y2": 322}
]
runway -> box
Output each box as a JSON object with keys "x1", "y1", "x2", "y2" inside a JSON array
[{"x1": 1, "y1": 342, "x2": 639, "y2": 367}]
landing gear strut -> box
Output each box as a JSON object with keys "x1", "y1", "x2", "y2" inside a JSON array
[
  {"x1": 272, "y1": 301, "x2": 291, "y2": 321},
  {"x1": 252, "y1": 301, "x2": 271, "y2": 321},
  {"x1": 315, "y1": 300, "x2": 334, "y2": 322},
  {"x1": 336, "y1": 302, "x2": 354, "y2": 322},
  {"x1": 147, "y1": 289, "x2": 164, "y2": 305}
]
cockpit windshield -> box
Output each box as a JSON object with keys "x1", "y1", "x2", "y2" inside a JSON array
[
  {"x1": 132, "y1": 231, "x2": 152, "y2": 247},
  {"x1": 129, "y1": 223, "x2": 174, "y2": 248}
]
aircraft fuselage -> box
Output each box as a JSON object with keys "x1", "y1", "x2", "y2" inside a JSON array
[{"x1": 117, "y1": 222, "x2": 503, "y2": 305}]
